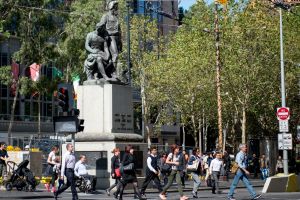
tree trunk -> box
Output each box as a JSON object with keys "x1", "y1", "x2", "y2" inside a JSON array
[
  {"x1": 198, "y1": 117, "x2": 202, "y2": 154},
  {"x1": 7, "y1": 80, "x2": 20, "y2": 145},
  {"x1": 38, "y1": 94, "x2": 41, "y2": 138},
  {"x1": 182, "y1": 125, "x2": 186, "y2": 150},
  {"x1": 241, "y1": 106, "x2": 246, "y2": 144}
]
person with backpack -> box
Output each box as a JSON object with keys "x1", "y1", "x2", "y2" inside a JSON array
[
  {"x1": 187, "y1": 148, "x2": 202, "y2": 198},
  {"x1": 140, "y1": 146, "x2": 163, "y2": 197},
  {"x1": 159, "y1": 144, "x2": 189, "y2": 200}
]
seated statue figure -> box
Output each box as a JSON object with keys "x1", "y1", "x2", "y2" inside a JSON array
[{"x1": 84, "y1": 23, "x2": 116, "y2": 81}]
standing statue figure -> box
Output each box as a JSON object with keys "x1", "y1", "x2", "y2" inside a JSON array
[
  {"x1": 100, "y1": 0, "x2": 122, "y2": 78},
  {"x1": 84, "y1": 0, "x2": 122, "y2": 82}
]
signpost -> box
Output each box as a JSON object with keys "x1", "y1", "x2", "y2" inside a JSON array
[
  {"x1": 277, "y1": 107, "x2": 290, "y2": 133},
  {"x1": 278, "y1": 133, "x2": 293, "y2": 150}
]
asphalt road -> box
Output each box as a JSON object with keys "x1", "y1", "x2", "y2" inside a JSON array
[{"x1": 0, "y1": 187, "x2": 300, "y2": 200}]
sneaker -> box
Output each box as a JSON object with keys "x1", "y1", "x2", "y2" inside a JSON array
[
  {"x1": 159, "y1": 194, "x2": 167, "y2": 200},
  {"x1": 141, "y1": 193, "x2": 147, "y2": 198},
  {"x1": 106, "y1": 189, "x2": 110, "y2": 196},
  {"x1": 192, "y1": 191, "x2": 198, "y2": 198},
  {"x1": 227, "y1": 197, "x2": 236, "y2": 200},
  {"x1": 180, "y1": 196, "x2": 189, "y2": 200},
  {"x1": 252, "y1": 194, "x2": 262, "y2": 200},
  {"x1": 51, "y1": 187, "x2": 56, "y2": 193}
]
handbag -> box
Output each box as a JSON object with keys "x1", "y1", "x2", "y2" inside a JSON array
[
  {"x1": 231, "y1": 162, "x2": 239, "y2": 174},
  {"x1": 121, "y1": 163, "x2": 134, "y2": 172},
  {"x1": 114, "y1": 168, "x2": 121, "y2": 178},
  {"x1": 161, "y1": 164, "x2": 172, "y2": 174},
  {"x1": 187, "y1": 158, "x2": 200, "y2": 172},
  {"x1": 206, "y1": 176, "x2": 212, "y2": 187}
]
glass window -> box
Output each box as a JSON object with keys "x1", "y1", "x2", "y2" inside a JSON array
[
  {"x1": 24, "y1": 101, "x2": 31, "y2": 116},
  {"x1": 0, "y1": 53, "x2": 8, "y2": 66},
  {"x1": 0, "y1": 99, "x2": 7, "y2": 115},
  {"x1": 1, "y1": 84, "x2": 8, "y2": 97},
  {"x1": 32, "y1": 102, "x2": 38, "y2": 118}
]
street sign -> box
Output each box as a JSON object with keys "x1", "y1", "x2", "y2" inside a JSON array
[
  {"x1": 279, "y1": 120, "x2": 289, "y2": 132},
  {"x1": 278, "y1": 133, "x2": 293, "y2": 150},
  {"x1": 277, "y1": 107, "x2": 290, "y2": 121}
]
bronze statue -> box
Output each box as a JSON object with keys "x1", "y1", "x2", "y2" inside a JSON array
[{"x1": 84, "y1": 0, "x2": 122, "y2": 83}]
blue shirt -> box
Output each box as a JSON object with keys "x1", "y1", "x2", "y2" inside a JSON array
[{"x1": 235, "y1": 151, "x2": 247, "y2": 169}]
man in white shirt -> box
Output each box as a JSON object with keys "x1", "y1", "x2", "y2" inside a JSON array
[
  {"x1": 54, "y1": 143, "x2": 78, "y2": 200},
  {"x1": 74, "y1": 155, "x2": 97, "y2": 191},
  {"x1": 209, "y1": 152, "x2": 223, "y2": 194}
]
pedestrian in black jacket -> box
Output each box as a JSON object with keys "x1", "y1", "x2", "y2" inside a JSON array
[
  {"x1": 140, "y1": 146, "x2": 163, "y2": 197},
  {"x1": 106, "y1": 147, "x2": 121, "y2": 196},
  {"x1": 117, "y1": 145, "x2": 145, "y2": 200}
]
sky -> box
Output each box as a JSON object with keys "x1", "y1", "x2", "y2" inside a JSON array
[{"x1": 179, "y1": 0, "x2": 213, "y2": 10}]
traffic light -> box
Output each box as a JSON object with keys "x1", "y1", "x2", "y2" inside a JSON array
[
  {"x1": 71, "y1": 108, "x2": 84, "y2": 132},
  {"x1": 57, "y1": 87, "x2": 69, "y2": 112}
]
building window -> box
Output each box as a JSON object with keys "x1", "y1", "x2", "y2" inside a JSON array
[
  {"x1": 1, "y1": 84, "x2": 8, "y2": 98},
  {"x1": 0, "y1": 99, "x2": 7, "y2": 115}
]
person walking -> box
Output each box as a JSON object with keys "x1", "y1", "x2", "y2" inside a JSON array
[
  {"x1": 159, "y1": 152, "x2": 168, "y2": 186},
  {"x1": 117, "y1": 145, "x2": 145, "y2": 200},
  {"x1": 223, "y1": 151, "x2": 231, "y2": 181},
  {"x1": 251, "y1": 154, "x2": 259, "y2": 178},
  {"x1": 106, "y1": 148, "x2": 121, "y2": 197},
  {"x1": 47, "y1": 146, "x2": 59, "y2": 193},
  {"x1": 275, "y1": 155, "x2": 284, "y2": 173},
  {"x1": 227, "y1": 143, "x2": 261, "y2": 200},
  {"x1": 210, "y1": 152, "x2": 223, "y2": 194},
  {"x1": 159, "y1": 144, "x2": 189, "y2": 200},
  {"x1": 0, "y1": 142, "x2": 8, "y2": 180},
  {"x1": 260, "y1": 154, "x2": 269, "y2": 180},
  {"x1": 54, "y1": 143, "x2": 78, "y2": 200},
  {"x1": 140, "y1": 146, "x2": 163, "y2": 197},
  {"x1": 74, "y1": 155, "x2": 97, "y2": 192},
  {"x1": 187, "y1": 148, "x2": 202, "y2": 198}
]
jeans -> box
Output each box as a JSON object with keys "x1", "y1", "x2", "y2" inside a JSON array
[
  {"x1": 162, "y1": 170, "x2": 183, "y2": 196},
  {"x1": 261, "y1": 168, "x2": 269, "y2": 180},
  {"x1": 191, "y1": 172, "x2": 201, "y2": 192},
  {"x1": 56, "y1": 169, "x2": 78, "y2": 200},
  {"x1": 212, "y1": 171, "x2": 220, "y2": 193},
  {"x1": 141, "y1": 172, "x2": 162, "y2": 194},
  {"x1": 228, "y1": 169, "x2": 256, "y2": 198}
]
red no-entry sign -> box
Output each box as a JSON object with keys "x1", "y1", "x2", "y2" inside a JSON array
[{"x1": 277, "y1": 107, "x2": 290, "y2": 121}]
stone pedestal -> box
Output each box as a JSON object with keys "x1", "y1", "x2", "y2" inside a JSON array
[{"x1": 71, "y1": 82, "x2": 144, "y2": 189}]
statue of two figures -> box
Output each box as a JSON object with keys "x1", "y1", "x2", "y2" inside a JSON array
[{"x1": 84, "y1": 0, "x2": 124, "y2": 84}]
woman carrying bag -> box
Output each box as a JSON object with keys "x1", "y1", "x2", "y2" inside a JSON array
[
  {"x1": 46, "y1": 145, "x2": 59, "y2": 193},
  {"x1": 187, "y1": 148, "x2": 202, "y2": 198},
  {"x1": 117, "y1": 145, "x2": 145, "y2": 200},
  {"x1": 106, "y1": 148, "x2": 121, "y2": 196},
  {"x1": 159, "y1": 144, "x2": 189, "y2": 200}
]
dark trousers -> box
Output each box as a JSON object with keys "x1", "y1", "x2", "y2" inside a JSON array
[
  {"x1": 56, "y1": 169, "x2": 78, "y2": 200},
  {"x1": 141, "y1": 172, "x2": 162, "y2": 194},
  {"x1": 107, "y1": 178, "x2": 121, "y2": 192},
  {"x1": 51, "y1": 170, "x2": 58, "y2": 187},
  {"x1": 118, "y1": 179, "x2": 141, "y2": 199}
]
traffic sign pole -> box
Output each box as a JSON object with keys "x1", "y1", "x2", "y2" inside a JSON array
[{"x1": 279, "y1": 8, "x2": 288, "y2": 175}]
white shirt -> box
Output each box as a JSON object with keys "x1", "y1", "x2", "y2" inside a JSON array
[
  {"x1": 74, "y1": 160, "x2": 88, "y2": 176},
  {"x1": 147, "y1": 154, "x2": 157, "y2": 173},
  {"x1": 48, "y1": 151, "x2": 56, "y2": 164},
  {"x1": 209, "y1": 158, "x2": 223, "y2": 173},
  {"x1": 61, "y1": 151, "x2": 76, "y2": 177}
]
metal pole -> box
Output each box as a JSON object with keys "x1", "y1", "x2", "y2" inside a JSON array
[
  {"x1": 126, "y1": 0, "x2": 132, "y2": 85},
  {"x1": 72, "y1": 133, "x2": 75, "y2": 152},
  {"x1": 214, "y1": 0, "x2": 223, "y2": 151},
  {"x1": 279, "y1": 8, "x2": 288, "y2": 175}
]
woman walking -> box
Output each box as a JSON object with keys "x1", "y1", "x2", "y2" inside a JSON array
[
  {"x1": 188, "y1": 148, "x2": 202, "y2": 198},
  {"x1": 117, "y1": 145, "x2": 145, "y2": 200},
  {"x1": 275, "y1": 156, "x2": 284, "y2": 173},
  {"x1": 47, "y1": 145, "x2": 59, "y2": 193},
  {"x1": 159, "y1": 144, "x2": 189, "y2": 200},
  {"x1": 106, "y1": 148, "x2": 121, "y2": 197}
]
